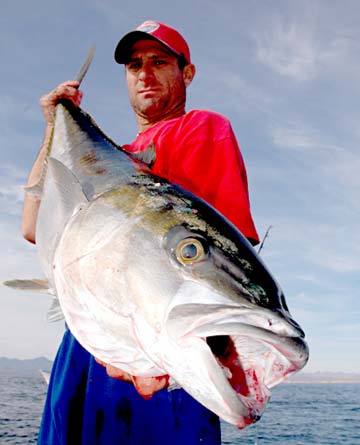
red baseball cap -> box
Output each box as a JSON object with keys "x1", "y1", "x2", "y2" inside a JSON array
[{"x1": 114, "y1": 20, "x2": 191, "y2": 64}]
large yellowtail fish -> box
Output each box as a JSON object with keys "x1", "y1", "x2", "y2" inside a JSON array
[{"x1": 5, "y1": 51, "x2": 308, "y2": 428}]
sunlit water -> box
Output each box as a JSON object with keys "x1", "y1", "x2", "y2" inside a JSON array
[{"x1": 0, "y1": 375, "x2": 359, "y2": 444}]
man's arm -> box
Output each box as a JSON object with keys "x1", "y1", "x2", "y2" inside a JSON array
[{"x1": 22, "y1": 80, "x2": 82, "y2": 244}]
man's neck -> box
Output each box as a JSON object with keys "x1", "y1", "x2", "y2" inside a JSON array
[{"x1": 136, "y1": 106, "x2": 186, "y2": 133}]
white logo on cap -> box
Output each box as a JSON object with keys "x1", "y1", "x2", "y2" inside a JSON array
[{"x1": 136, "y1": 20, "x2": 160, "y2": 34}]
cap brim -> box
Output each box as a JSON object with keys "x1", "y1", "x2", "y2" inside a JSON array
[
  {"x1": 114, "y1": 31, "x2": 183, "y2": 64},
  {"x1": 114, "y1": 31, "x2": 160, "y2": 64}
]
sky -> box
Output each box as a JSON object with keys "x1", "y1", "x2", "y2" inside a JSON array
[{"x1": 0, "y1": 0, "x2": 359, "y2": 374}]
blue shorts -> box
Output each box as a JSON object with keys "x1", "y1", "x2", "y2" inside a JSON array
[{"x1": 38, "y1": 329, "x2": 221, "y2": 444}]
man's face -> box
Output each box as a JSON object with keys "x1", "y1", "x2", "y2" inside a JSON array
[{"x1": 125, "y1": 39, "x2": 187, "y2": 124}]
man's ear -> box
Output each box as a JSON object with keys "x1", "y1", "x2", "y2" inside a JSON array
[{"x1": 183, "y1": 64, "x2": 196, "y2": 87}]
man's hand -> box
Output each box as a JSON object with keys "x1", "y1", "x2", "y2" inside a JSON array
[
  {"x1": 95, "y1": 358, "x2": 170, "y2": 399},
  {"x1": 39, "y1": 80, "x2": 83, "y2": 126}
]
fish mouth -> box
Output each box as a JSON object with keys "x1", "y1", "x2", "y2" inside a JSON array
[
  {"x1": 194, "y1": 326, "x2": 306, "y2": 428},
  {"x1": 164, "y1": 281, "x2": 308, "y2": 428},
  {"x1": 207, "y1": 335, "x2": 269, "y2": 426},
  {"x1": 204, "y1": 330, "x2": 306, "y2": 426}
]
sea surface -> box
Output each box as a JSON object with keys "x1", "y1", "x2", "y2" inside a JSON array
[{"x1": 0, "y1": 375, "x2": 359, "y2": 444}]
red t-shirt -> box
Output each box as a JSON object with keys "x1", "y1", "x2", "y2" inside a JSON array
[{"x1": 123, "y1": 110, "x2": 259, "y2": 245}]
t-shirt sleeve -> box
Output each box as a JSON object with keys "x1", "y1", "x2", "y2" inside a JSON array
[{"x1": 167, "y1": 112, "x2": 259, "y2": 245}]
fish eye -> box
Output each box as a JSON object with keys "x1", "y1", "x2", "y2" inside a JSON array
[{"x1": 175, "y1": 238, "x2": 207, "y2": 265}]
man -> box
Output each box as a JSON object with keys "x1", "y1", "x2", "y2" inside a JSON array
[{"x1": 23, "y1": 20, "x2": 259, "y2": 445}]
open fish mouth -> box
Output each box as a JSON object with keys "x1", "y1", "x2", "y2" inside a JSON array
[
  {"x1": 167, "y1": 329, "x2": 306, "y2": 428},
  {"x1": 156, "y1": 281, "x2": 309, "y2": 428},
  {"x1": 207, "y1": 334, "x2": 271, "y2": 426},
  {"x1": 204, "y1": 331, "x2": 305, "y2": 427}
]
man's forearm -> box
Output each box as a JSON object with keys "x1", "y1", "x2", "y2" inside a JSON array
[{"x1": 22, "y1": 124, "x2": 54, "y2": 244}]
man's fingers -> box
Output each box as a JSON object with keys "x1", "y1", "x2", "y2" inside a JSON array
[
  {"x1": 40, "y1": 84, "x2": 82, "y2": 106},
  {"x1": 94, "y1": 356, "x2": 107, "y2": 367},
  {"x1": 94, "y1": 358, "x2": 133, "y2": 382},
  {"x1": 105, "y1": 364, "x2": 133, "y2": 382},
  {"x1": 132, "y1": 375, "x2": 170, "y2": 400},
  {"x1": 39, "y1": 80, "x2": 82, "y2": 125},
  {"x1": 94, "y1": 358, "x2": 169, "y2": 398}
]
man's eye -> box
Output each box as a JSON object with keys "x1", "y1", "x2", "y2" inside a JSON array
[
  {"x1": 127, "y1": 62, "x2": 141, "y2": 70},
  {"x1": 154, "y1": 60, "x2": 167, "y2": 66}
]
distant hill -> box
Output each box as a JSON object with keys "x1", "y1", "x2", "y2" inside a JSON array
[
  {"x1": 286, "y1": 371, "x2": 360, "y2": 384},
  {"x1": 0, "y1": 357, "x2": 53, "y2": 377}
]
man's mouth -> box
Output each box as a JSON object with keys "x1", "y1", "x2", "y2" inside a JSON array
[{"x1": 138, "y1": 88, "x2": 159, "y2": 95}]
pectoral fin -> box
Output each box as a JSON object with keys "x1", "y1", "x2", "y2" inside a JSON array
[
  {"x1": 36, "y1": 157, "x2": 89, "y2": 285},
  {"x1": 47, "y1": 297, "x2": 65, "y2": 322},
  {"x1": 2, "y1": 278, "x2": 64, "y2": 323},
  {"x1": 2, "y1": 278, "x2": 52, "y2": 293}
]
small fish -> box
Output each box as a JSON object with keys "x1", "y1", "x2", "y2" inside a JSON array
[{"x1": 4, "y1": 54, "x2": 308, "y2": 428}]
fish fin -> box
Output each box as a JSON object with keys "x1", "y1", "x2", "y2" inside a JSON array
[
  {"x1": 47, "y1": 297, "x2": 64, "y2": 322},
  {"x1": 46, "y1": 157, "x2": 89, "y2": 210},
  {"x1": 2, "y1": 279, "x2": 64, "y2": 322},
  {"x1": 39, "y1": 370, "x2": 50, "y2": 385},
  {"x1": 128, "y1": 142, "x2": 156, "y2": 168},
  {"x1": 23, "y1": 160, "x2": 48, "y2": 198},
  {"x1": 167, "y1": 378, "x2": 181, "y2": 391},
  {"x1": 35, "y1": 157, "x2": 89, "y2": 282},
  {"x1": 51, "y1": 103, "x2": 132, "y2": 200},
  {"x1": 2, "y1": 278, "x2": 53, "y2": 294},
  {"x1": 74, "y1": 45, "x2": 96, "y2": 84}
]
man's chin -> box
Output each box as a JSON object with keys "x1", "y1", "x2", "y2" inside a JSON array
[{"x1": 135, "y1": 102, "x2": 163, "y2": 119}]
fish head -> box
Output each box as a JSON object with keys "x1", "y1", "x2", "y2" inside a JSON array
[{"x1": 128, "y1": 183, "x2": 310, "y2": 427}]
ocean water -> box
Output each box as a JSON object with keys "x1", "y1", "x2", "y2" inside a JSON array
[
  {"x1": 0, "y1": 376, "x2": 359, "y2": 444},
  {"x1": 0, "y1": 375, "x2": 45, "y2": 444}
]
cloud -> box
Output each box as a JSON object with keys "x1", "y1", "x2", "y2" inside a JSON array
[
  {"x1": 254, "y1": 13, "x2": 360, "y2": 84},
  {"x1": 307, "y1": 244, "x2": 360, "y2": 274},
  {"x1": 256, "y1": 214, "x2": 360, "y2": 284},
  {"x1": 267, "y1": 120, "x2": 360, "y2": 212},
  {"x1": 217, "y1": 73, "x2": 273, "y2": 108},
  {"x1": 0, "y1": 164, "x2": 27, "y2": 216},
  {"x1": 270, "y1": 125, "x2": 340, "y2": 152},
  {"x1": 328, "y1": 149, "x2": 360, "y2": 190},
  {"x1": 0, "y1": 164, "x2": 34, "y2": 280},
  {"x1": 0, "y1": 182, "x2": 24, "y2": 205},
  {"x1": 0, "y1": 94, "x2": 39, "y2": 123},
  {"x1": 255, "y1": 18, "x2": 317, "y2": 82}
]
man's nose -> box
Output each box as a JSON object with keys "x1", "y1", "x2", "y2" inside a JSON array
[{"x1": 138, "y1": 63, "x2": 155, "y2": 81}]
